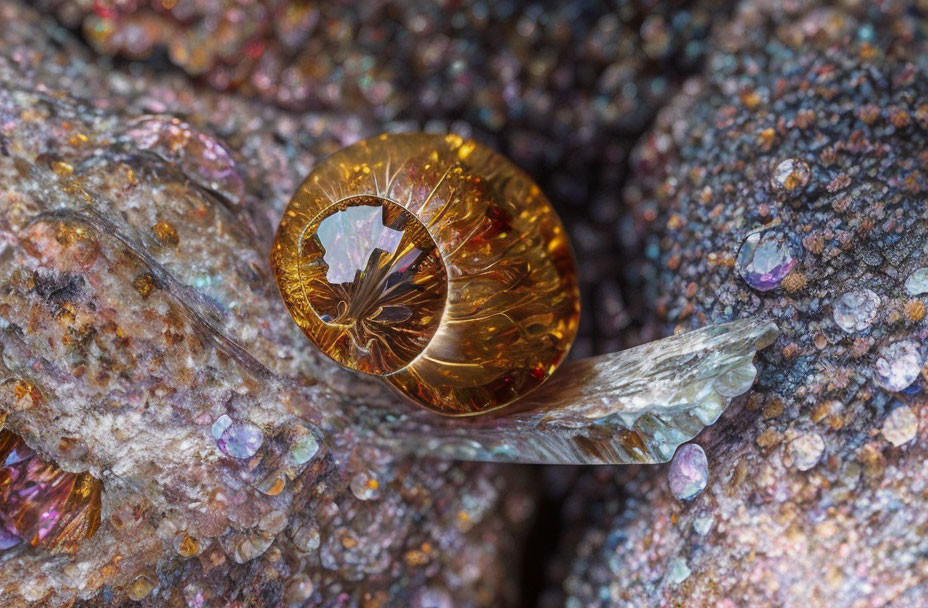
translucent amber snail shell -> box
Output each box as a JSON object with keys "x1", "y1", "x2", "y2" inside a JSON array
[{"x1": 272, "y1": 132, "x2": 580, "y2": 416}]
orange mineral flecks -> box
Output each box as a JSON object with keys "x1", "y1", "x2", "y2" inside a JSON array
[{"x1": 272, "y1": 133, "x2": 580, "y2": 416}]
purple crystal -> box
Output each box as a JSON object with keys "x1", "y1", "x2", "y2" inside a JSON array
[
  {"x1": 668, "y1": 443, "x2": 709, "y2": 500},
  {"x1": 0, "y1": 527, "x2": 21, "y2": 551},
  {"x1": 737, "y1": 231, "x2": 798, "y2": 291},
  {"x1": 216, "y1": 422, "x2": 264, "y2": 459}
]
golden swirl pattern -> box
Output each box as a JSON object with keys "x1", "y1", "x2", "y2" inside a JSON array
[{"x1": 273, "y1": 133, "x2": 580, "y2": 416}]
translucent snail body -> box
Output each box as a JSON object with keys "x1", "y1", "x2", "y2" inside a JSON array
[{"x1": 272, "y1": 133, "x2": 580, "y2": 416}]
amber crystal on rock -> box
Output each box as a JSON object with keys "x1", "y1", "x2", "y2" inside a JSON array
[{"x1": 273, "y1": 133, "x2": 580, "y2": 415}]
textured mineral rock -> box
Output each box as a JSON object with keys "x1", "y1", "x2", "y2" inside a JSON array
[{"x1": 548, "y1": 0, "x2": 928, "y2": 606}]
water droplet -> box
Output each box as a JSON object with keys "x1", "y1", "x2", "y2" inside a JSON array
[
  {"x1": 288, "y1": 433, "x2": 320, "y2": 466},
  {"x1": 737, "y1": 231, "x2": 798, "y2": 291},
  {"x1": 668, "y1": 444, "x2": 708, "y2": 500},
  {"x1": 290, "y1": 521, "x2": 321, "y2": 553},
  {"x1": 905, "y1": 268, "x2": 928, "y2": 296},
  {"x1": 256, "y1": 472, "x2": 287, "y2": 496},
  {"x1": 882, "y1": 405, "x2": 918, "y2": 447},
  {"x1": 0, "y1": 528, "x2": 21, "y2": 551},
  {"x1": 173, "y1": 533, "x2": 203, "y2": 558},
  {"x1": 833, "y1": 289, "x2": 880, "y2": 333},
  {"x1": 873, "y1": 340, "x2": 923, "y2": 392},
  {"x1": 221, "y1": 530, "x2": 274, "y2": 564},
  {"x1": 284, "y1": 575, "x2": 315, "y2": 607},
  {"x1": 770, "y1": 158, "x2": 811, "y2": 194},
  {"x1": 788, "y1": 432, "x2": 824, "y2": 471},
  {"x1": 350, "y1": 470, "x2": 381, "y2": 501},
  {"x1": 258, "y1": 510, "x2": 289, "y2": 535},
  {"x1": 216, "y1": 422, "x2": 263, "y2": 459},
  {"x1": 127, "y1": 574, "x2": 156, "y2": 601}
]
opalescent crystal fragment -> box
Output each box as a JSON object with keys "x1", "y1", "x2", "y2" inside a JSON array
[
  {"x1": 356, "y1": 317, "x2": 778, "y2": 464},
  {"x1": 668, "y1": 444, "x2": 709, "y2": 500},
  {"x1": 873, "y1": 340, "x2": 924, "y2": 392},
  {"x1": 833, "y1": 289, "x2": 880, "y2": 333},
  {"x1": 217, "y1": 422, "x2": 264, "y2": 459}
]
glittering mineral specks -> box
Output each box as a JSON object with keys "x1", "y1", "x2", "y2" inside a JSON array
[
  {"x1": 770, "y1": 158, "x2": 811, "y2": 194},
  {"x1": 736, "y1": 231, "x2": 798, "y2": 291},
  {"x1": 873, "y1": 340, "x2": 924, "y2": 392},
  {"x1": 668, "y1": 444, "x2": 708, "y2": 500},
  {"x1": 833, "y1": 289, "x2": 880, "y2": 333},
  {"x1": 905, "y1": 268, "x2": 928, "y2": 296},
  {"x1": 788, "y1": 432, "x2": 825, "y2": 471},
  {"x1": 124, "y1": 116, "x2": 245, "y2": 206},
  {"x1": 216, "y1": 422, "x2": 263, "y2": 459},
  {"x1": 882, "y1": 405, "x2": 918, "y2": 447},
  {"x1": 350, "y1": 470, "x2": 381, "y2": 501}
]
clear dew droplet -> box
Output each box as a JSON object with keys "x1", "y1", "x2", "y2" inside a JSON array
[
  {"x1": 737, "y1": 231, "x2": 798, "y2": 291},
  {"x1": 833, "y1": 289, "x2": 880, "y2": 333},
  {"x1": 350, "y1": 470, "x2": 381, "y2": 501},
  {"x1": 873, "y1": 340, "x2": 924, "y2": 393},
  {"x1": 788, "y1": 432, "x2": 825, "y2": 471},
  {"x1": 770, "y1": 158, "x2": 811, "y2": 194},
  {"x1": 288, "y1": 434, "x2": 320, "y2": 466},
  {"x1": 882, "y1": 405, "x2": 918, "y2": 447}
]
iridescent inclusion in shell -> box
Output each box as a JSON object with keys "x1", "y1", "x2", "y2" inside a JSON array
[{"x1": 272, "y1": 133, "x2": 580, "y2": 415}]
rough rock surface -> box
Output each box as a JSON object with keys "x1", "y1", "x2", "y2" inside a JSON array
[{"x1": 546, "y1": 1, "x2": 928, "y2": 606}]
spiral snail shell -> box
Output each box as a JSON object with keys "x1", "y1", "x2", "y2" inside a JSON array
[{"x1": 272, "y1": 133, "x2": 580, "y2": 416}]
